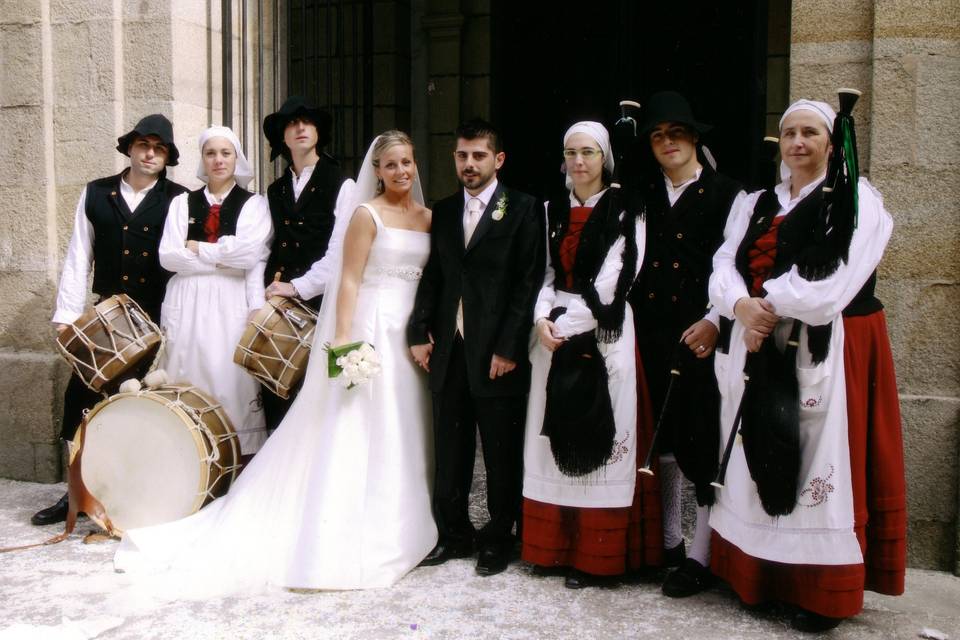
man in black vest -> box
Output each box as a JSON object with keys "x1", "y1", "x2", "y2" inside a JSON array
[
  {"x1": 408, "y1": 119, "x2": 543, "y2": 576},
  {"x1": 32, "y1": 114, "x2": 188, "y2": 526},
  {"x1": 629, "y1": 91, "x2": 742, "y2": 596},
  {"x1": 260, "y1": 96, "x2": 350, "y2": 430}
]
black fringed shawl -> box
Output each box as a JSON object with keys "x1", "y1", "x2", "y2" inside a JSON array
[{"x1": 546, "y1": 188, "x2": 642, "y2": 343}]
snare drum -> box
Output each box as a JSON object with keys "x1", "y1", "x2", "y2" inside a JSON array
[
  {"x1": 70, "y1": 384, "x2": 240, "y2": 535},
  {"x1": 234, "y1": 296, "x2": 318, "y2": 399},
  {"x1": 56, "y1": 294, "x2": 162, "y2": 392}
]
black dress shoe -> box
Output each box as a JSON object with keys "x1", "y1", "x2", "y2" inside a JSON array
[
  {"x1": 475, "y1": 546, "x2": 509, "y2": 577},
  {"x1": 31, "y1": 492, "x2": 69, "y2": 526},
  {"x1": 791, "y1": 609, "x2": 843, "y2": 633},
  {"x1": 663, "y1": 541, "x2": 686, "y2": 568},
  {"x1": 531, "y1": 564, "x2": 567, "y2": 578},
  {"x1": 418, "y1": 540, "x2": 473, "y2": 567},
  {"x1": 564, "y1": 569, "x2": 620, "y2": 589},
  {"x1": 661, "y1": 559, "x2": 715, "y2": 598}
]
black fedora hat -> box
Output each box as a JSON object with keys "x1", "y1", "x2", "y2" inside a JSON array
[
  {"x1": 116, "y1": 114, "x2": 180, "y2": 166},
  {"x1": 263, "y1": 96, "x2": 333, "y2": 161},
  {"x1": 638, "y1": 91, "x2": 712, "y2": 137}
]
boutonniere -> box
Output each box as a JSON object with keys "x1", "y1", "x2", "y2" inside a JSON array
[{"x1": 491, "y1": 194, "x2": 508, "y2": 221}]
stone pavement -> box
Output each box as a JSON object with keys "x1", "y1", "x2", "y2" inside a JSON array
[{"x1": 1, "y1": 478, "x2": 958, "y2": 640}]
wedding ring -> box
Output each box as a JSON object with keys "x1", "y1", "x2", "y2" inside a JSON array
[{"x1": 698, "y1": 345, "x2": 706, "y2": 352}]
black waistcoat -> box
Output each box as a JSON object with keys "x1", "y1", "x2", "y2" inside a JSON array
[
  {"x1": 546, "y1": 188, "x2": 640, "y2": 343},
  {"x1": 631, "y1": 164, "x2": 741, "y2": 336},
  {"x1": 185, "y1": 186, "x2": 254, "y2": 242},
  {"x1": 264, "y1": 156, "x2": 345, "y2": 293},
  {"x1": 735, "y1": 187, "x2": 882, "y2": 317},
  {"x1": 85, "y1": 172, "x2": 188, "y2": 317}
]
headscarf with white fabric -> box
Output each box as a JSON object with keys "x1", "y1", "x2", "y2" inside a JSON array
[
  {"x1": 561, "y1": 121, "x2": 615, "y2": 190},
  {"x1": 777, "y1": 99, "x2": 837, "y2": 182},
  {"x1": 196, "y1": 125, "x2": 255, "y2": 189}
]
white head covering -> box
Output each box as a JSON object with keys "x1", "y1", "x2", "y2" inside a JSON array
[
  {"x1": 196, "y1": 125, "x2": 255, "y2": 189},
  {"x1": 562, "y1": 121, "x2": 615, "y2": 189},
  {"x1": 777, "y1": 99, "x2": 837, "y2": 182}
]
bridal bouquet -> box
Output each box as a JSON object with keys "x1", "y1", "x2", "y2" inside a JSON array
[{"x1": 326, "y1": 341, "x2": 382, "y2": 389}]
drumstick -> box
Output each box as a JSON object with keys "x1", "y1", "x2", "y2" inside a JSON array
[{"x1": 273, "y1": 271, "x2": 282, "y2": 282}]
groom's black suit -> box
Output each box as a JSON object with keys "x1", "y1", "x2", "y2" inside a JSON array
[{"x1": 408, "y1": 181, "x2": 542, "y2": 551}]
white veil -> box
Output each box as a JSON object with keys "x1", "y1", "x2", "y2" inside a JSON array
[{"x1": 310, "y1": 133, "x2": 426, "y2": 354}]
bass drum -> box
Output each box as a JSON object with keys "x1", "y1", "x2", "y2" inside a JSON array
[{"x1": 71, "y1": 384, "x2": 240, "y2": 535}]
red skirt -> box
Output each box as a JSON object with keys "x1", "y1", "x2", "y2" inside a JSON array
[
  {"x1": 711, "y1": 310, "x2": 906, "y2": 617},
  {"x1": 522, "y1": 346, "x2": 663, "y2": 575}
]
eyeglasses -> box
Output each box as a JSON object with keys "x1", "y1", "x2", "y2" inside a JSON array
[{"x1": 562, "y1": 147, "x2": 603, "y2": 160}]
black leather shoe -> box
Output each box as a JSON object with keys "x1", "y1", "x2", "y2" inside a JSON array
[
  {"x1": 663, "y1": 541, "x2": 686, "y2": 568},
  {"x1": 418, "y1": 540, "x2": 473, "y2": 567},
  {"x1": 661, "y1": 559, "x2": 715, "y2": 598},
  {"x1": 791, "y1": 609, "x2": 843, "y2": 633},
  {"x1": 31, "y1": 493, "x2": 69, "y2": 526},
  {"x1": 531, "y1": 564, "x2": 567, "y2": 578},
  {"x1": 475, "y1": 546, "x2": 509, "y2": 576},
  {"x1": 564, "y1": 569, "x2": 618, "y2": 589}
]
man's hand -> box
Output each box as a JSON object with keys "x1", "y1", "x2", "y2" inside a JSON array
[
  {"x1": 266, "y1": 281, "x2": 297, "y2": 299},
  {"x1": 681, "y1": 319, "x2": 719, "y2": 359},
  {"x1": 489, "y1": 354, "x2": 517, "y2": 380},
  {"x1": 536, "y1": 318, "x2": 564, "y2": 352},
  {"x1": 410, "y1": 342, "x2": 433, "y2": 372},
  {"x1": 186, "y1": 240, "x2": 200, "y2": 254},
  {"x1": 734, "y1": 297, "x2": 779, "y2": 335}
]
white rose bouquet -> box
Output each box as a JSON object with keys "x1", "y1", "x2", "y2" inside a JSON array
[{"x1": 325, "y1": 341, "x2": 382, "y2": 389}]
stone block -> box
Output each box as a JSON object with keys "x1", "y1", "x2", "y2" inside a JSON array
[
  {"x1": 915, "y1": 53, "x2": 960, "y2": 167},
  {"x1": 0, "y1": 351, "x2": 65, "y2": 482},
  {"x1": 123, "y1": 20, "x2": 174, "y2": 101},
  {"x1": 52, "y1": 104, "x2": 119, "y2": 184},
  {"x1": 460, "y1": 75, "x2": 489, "y2": 120},
  {"x1": 50, "y1": 0, "x2": 112, "y2": 23},
  {"x1": 901, "y1": 396, "x2": 959, "y2": 520},
  {"x1": 128, "y1": 0, "x2": 175, "y2": 22},
  {"x1": 0, "y1": 272, "x2": 61, "y2": 352},
  {"x1": 0, "y1": 185, "x2": 49, "y2": 272},
  {"x1": 0, "y1": 0, "x2": 42, "y2": 25},
  {"x1": 52, "y1": 19, "x2": 118, "y2": 105},
  {"x1": 874, "y1": 0, "x2": 960, "y2": 40},
  {"x1": 460, "y1": 14, "x2": 489, "y2": 77},
  {"x1": 869, "y1": 55, "x2": 919, "y2": 168},
  {"x1": 0, "y1": 106, "x2": 45, "y2": 186},
  {"x1": 427, "y1": 133, "x2": 456, "y2": 202},
  {"x1": 881, "y1": 280, "x2": 960, "y2": 397},
  {"x1": 170, "y1": 19, "x2": 212, "y2": 107},
  {"x1": 427, "y1": 76, "x2": 459, "y2": 132},
  {"x1": 0, "y1": 24, "x2": 43, "y2": 107},
  {"x1": 791, "y1": 0, "x2": 874, "y2": 45},
  {"x1": 427, "y1": 37, "x2": 460, "y2": 76},
  {"x1": 908, "y1": 519, "x2": 956, "y2": 571}
]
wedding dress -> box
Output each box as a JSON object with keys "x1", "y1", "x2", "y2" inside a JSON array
[{"x1": 114, "y1": 140, "x2": 437, "y2": 594}]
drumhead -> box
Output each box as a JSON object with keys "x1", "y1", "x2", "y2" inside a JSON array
[{"x1": 80, "y1": 393, "x2": 208, "y2": 532}]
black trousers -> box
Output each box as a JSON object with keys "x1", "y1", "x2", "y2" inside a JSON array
[
  {"x1": 431, "y1": 335, "x2": 525, "y2": 549},
  {"x1": 59, "y1": 356, "x2": 155, "y2": 441},
  {"x1": 262, "y1": 379, "x2": 302, "y2": 433}
]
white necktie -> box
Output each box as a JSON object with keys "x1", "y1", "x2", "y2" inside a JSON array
[
  {"x1": 458, "y1": 197, "x2": 483, "y2": 337},
  {"x1": 464, "y1": 197, "x2": 483, "y2": 246}
]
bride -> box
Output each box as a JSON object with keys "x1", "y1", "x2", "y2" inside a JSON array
[{"x1": 114, "y1": 130, "x2": 437, "y2": 592}]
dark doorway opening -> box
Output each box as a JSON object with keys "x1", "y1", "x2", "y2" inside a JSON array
[{"x1": 492, "y1": 1, "x2": 775, "y2": 199}]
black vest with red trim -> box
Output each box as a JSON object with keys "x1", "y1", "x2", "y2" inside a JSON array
[{"x1": 185, "y1": 186, "x2": 254, "y2": 242}]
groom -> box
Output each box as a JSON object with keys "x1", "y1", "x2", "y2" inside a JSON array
[{"x1": 408, "y1": 119, "x2": 542, "y2": 576}]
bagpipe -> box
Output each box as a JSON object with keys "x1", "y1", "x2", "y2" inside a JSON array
[{"x1": 711, "y1": 88, "x2": 863, "y2": 516}]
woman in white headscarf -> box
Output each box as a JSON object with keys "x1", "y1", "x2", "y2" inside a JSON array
[
  {"x1": 158, "y1": 126, "x2": 273, "y2": 457},
  {"x1": 521, "y1": 122, "x2": 660, "y2": 588},
  {"x1": 707, "y1": 98, "x2": 901, "y2": 632},
  {"x1": 116, "y1": 130, "x2": 437, "y2": 594}
]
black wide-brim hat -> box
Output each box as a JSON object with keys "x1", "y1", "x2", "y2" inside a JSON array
[
  {"x1": 116, "y1": 114, "x2": 180, "y2": 166},
  {"x1": 263, "y1": 96, "x2": 333, "y2": 161},
  {"x1": 638, "y1": 91, "x2": 713, "y2": 137}
]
